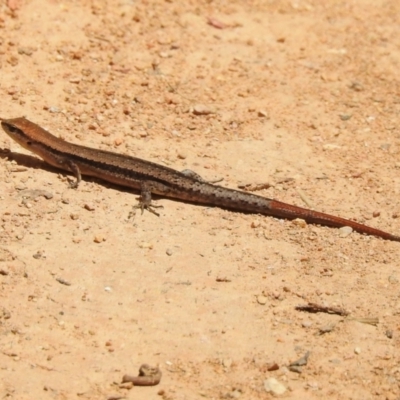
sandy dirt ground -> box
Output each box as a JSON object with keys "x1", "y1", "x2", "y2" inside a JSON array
[{"x1": 1, "y1": 1, "x2": 400, "y2": 399}]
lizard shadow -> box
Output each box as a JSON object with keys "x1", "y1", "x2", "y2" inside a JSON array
[{"x1": 0, "y1": 148, "x2": 145, "y2": 197}]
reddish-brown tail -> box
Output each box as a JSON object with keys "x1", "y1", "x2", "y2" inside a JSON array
[{"x1": 268, "y1": 200, "x2": 400, "y2": 242}]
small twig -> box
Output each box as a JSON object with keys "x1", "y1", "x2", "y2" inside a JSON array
[
  {"x1": 122, "y1": 364, "x2": 162, "y2": 386},
  {"x1": 216, "y1": 277, "x2": 231, "y2": 282},
  {"x1": 295, "y1": 302, "x2": 349, "y2": 316},
  {"x1": 56, "y1": 277, "x2": 71, "y2": 286},
  {"x1": 346, "y1": 316, "x2": 379, "y2": 326},
  {"x1": 297, "y1": 188, "x2": 314, "y2": 209}
]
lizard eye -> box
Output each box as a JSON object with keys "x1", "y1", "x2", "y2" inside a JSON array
[{"x1": 7, "y1": 125, "x2": 18, "y2": 133}]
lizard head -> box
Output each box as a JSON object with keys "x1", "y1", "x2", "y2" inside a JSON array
[{"x1": 1, "y1": 118, "x2": 37, "y2": 151}]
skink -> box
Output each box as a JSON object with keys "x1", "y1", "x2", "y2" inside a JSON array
[{"x1": 1, "y1": 116, "x2": 399, "y2": 242}]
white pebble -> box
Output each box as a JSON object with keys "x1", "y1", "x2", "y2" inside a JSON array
[{"x1": 264, "y1": 378, "x2": 287, "y2": 395}]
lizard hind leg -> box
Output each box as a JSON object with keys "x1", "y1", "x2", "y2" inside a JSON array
[
  {"x1": 180, "y1": 169, "x2": 223, "y2": 184},
  {"x1": 130, "y1": 181, "x2": 163, "y2": 217}
]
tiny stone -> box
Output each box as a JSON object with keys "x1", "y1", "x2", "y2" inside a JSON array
[
  {"x1": 319, "y1": 324, "x2": 335, "y2": 335},
  {"x1": 306, "y1": 381, "x2": 319, "y2": 390},
  {"x1": 264, "y1": 377, "x2": 287, "y2": 395},
  {"x1": 339, "y1": 226, "x2": 353, "y2": 237},
  {"x1": 48, "y1": 107, "x2": 61, "y2": 113},
  {"x1": 69, "y1": 77, "x2": 81, "y2": 84},
  {"x1": 192, "y1": 104, "x2": 215, "y2": 115},
  {"x1": 386, "y1": 330, "x2": 393, "y2": 339},
  {"x1": 258, "y1": 109, "x2": 268, "y2": 117},
  {"x1": 288, "y1": 365, "x2": 302, "y2": 373},
  {"x1": 84, "y1": 203, "x2": 95, "y2": 211},
  {"x1": 349, "y1": 81, "x2": 363, "y2": 91},
  {"x1": 166, "y1": 248, "x2": 173, "y2": 256},
  {"x1": 257, "y1": 295, "x2": 268, "y2": 305},
  {"x1": 231, "y1": 389, "x2": 241, "y2": 398},
  {"x1": 388, "y1": 275, "x2": 399, "y2": 284},
  {"x1": 177, "y1": 151, "x2": 187, "y2": 159},
  {"x1": 267, "y1": 363, "x2": 279, "y2": 371},
  {"x1": 222, "y1": 358, "x2": 232, "y2": 368},
  {"x1": 339, "y1": 113, "x2": 352, "y2": 121},
  {"x1": 302, "y1": 320, "x2": 313, "y2": 328},
  {"x1": 15, "y1": 184, "x2": 27, "y2": 191},
  {"x1": 94, "y1": 235, "x2": 105, "y2": 243},
  {"x1": 291, "y1": 218, "x2": 307, "y2": 228},
  {"x1": 18, "y1": 47, "x2": 34, "y2": 56},
  {"x1": 139, "y1": 242, "x2": 153, "y2": 249},
  {"x1": 251, "y1": 220, "x2": 261, "y2": 228},
  {"x1": 119, "y1": 382, "x2": 134, "y2": 390},
  {"x1": 354, "y1": 347, "x2": 361, "y2": 355}
]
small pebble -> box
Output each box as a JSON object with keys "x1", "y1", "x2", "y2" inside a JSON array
[
  {"x1": 306, "y1": 381, "x2": 319, "y2": 390},
  {"x1": 267, "y1": 363, "x2": 279, "y2": 371},
  {"x1": 339, "y1": 226, "x2": 353, "y2": 237},
  {"x1": 192, "y1": 104, "x2": 215, "y2": 115},
  {"x1": 257, "y1": 295, "x2": 268, "y2": 305},
  {"x1": 119, "y1": 382, "x2": 134, "y2": 390},
  {"x1": 69, "y1": 77, "x2": 81, "y2": 84},
  {"x1": 354, "y1": 347, "x2": 361, "y2": 355},
  {"x1": 231, "y1": 389, "x2": 241, "y2": 399},
  {"x1": 18, "y1": 47, "x2": 34, "y2": 56},
  {"x1": 288, "y1": 365, "x2": 303, "y2": 373},
  {"x1": 48, "y1": 106, "x2": 61, "y2": 113},
  {"x1": 264, "y1": 378, "x2": 287, "y2": 395},
  {"x1": 94, "y1": 235, "x2": 106, "y2": 243},
  {"x1": 139, "y1": 242, "x2": 153, "y2": 249},
  {"x1": 84, "y1": 203, "x2": 95, "y2": 211},
  {"x1": 349, "y1": 81, "x2": 363, "y2": 91},
  {"x1": 222, "y1": 358, "x2": 232, "y2": 368},
  {"x1": 292, "y1": 218, "x2": 307, "y2": 228}
]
